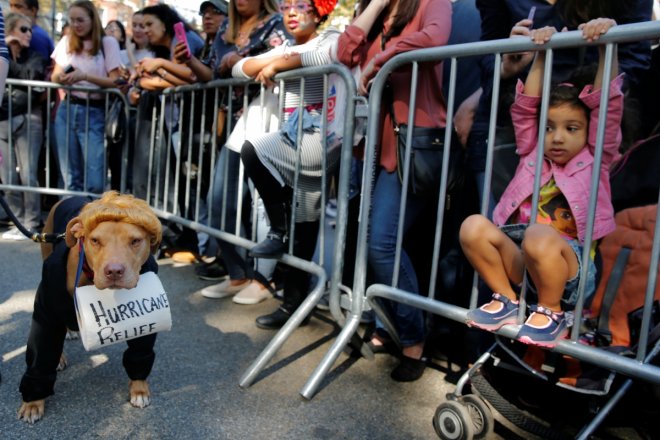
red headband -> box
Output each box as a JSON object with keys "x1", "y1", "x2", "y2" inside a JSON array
[{"x1": 313, "y1": 0, "x2": 337, "y2": 17}]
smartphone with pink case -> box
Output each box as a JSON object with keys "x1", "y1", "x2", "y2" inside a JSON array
[
  {"x1": 527, "y1": 6, "x2": 536, "y2": 27},
  {"x1": 173, "y1": 22, "x2": 190, "y2": 58}
]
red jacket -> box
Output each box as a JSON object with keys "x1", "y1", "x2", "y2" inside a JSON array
[{"x1": 337, "y1": 0, "x2": 452, "y2": 172}]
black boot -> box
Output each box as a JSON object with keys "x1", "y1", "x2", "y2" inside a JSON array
[
  {"x1": 249, "y1": 229, "x2": 287, "y2": 259},
  {"x1": 255, "y1": 306, "x2": 310, "y2": 330},
  {"x1": 249, "y1": 201, "x2": 290, "y2": 259},
  {"x1": 254, "y1": 221, "x2": 319, "y2": 330}
]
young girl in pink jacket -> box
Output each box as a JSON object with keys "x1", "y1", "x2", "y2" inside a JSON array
[{"x1": 459, "y1": 18, "x2": 623, "y2": 348}]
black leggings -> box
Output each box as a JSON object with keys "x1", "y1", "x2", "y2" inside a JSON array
[
  {"x1": 241, "y1": 141, "x2": 319, "y2": 310},
  {"x1": 241, "y1": 140, "x2": 292, "y2": 223}
]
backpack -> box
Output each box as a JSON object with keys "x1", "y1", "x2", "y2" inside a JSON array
[{"x1": 587, "y1": 204, "x2": 660, "y2": 348}]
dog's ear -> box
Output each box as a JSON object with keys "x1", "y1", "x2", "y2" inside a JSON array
[{"x1": 65, "y1": 217, "x2": 84, "y2": 248}]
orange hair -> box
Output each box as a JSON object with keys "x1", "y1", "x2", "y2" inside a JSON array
[{"x1": 78, "y1": 191, "x2": 162, "y2": 252}]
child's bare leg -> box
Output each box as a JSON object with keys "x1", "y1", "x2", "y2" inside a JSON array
[
  {"x1": 460, "y1": 214, "x2": 525, "y2": 310},
  {"x1": 522, "y1": 224, "x2": 579, "y2": 325}
]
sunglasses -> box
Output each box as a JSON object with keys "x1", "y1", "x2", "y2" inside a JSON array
[
  {"x1": 19, "y1": 26, "x2": 32, "y2": 34},
  {"x1": 199, "y1": 7, "x2": 223, "y2": 17},
  {"x1": 278, "y1": 2, "x2": 313, "y2": 14}
]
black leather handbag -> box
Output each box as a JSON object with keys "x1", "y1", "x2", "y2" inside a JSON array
[
  {"x1": 394, "y1": 123, "x2": 463, "y2": 196},
  {"x1": 393, "y1": 120, "x2": 465, "y2": 197},
  {"x1": 385, "y1": 80, "x2": 463, "y2": 197}
]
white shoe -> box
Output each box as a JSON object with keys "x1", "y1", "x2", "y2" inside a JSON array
[
  {"x1": 201, "y1": 279, "x2": 250, "y2": 299},
  {"x1": 232, "y1": 282, "x2": 272, "y2": 305},
  {"x1": 2, "y1": 227, "x2": 28, "y2": 241}
]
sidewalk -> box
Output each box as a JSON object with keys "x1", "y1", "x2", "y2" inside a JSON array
[{"x1": 0, "y1": 237, "x2": 456, "y2": 440}]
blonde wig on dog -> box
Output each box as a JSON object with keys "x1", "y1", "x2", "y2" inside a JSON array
[{"x1": 77, "y1": 191, "x2": 162, "y2": 253}]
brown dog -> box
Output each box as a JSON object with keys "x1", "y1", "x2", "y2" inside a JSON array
[{"x1": 18, "y1": 192, "x2": 162, "y2": 423}]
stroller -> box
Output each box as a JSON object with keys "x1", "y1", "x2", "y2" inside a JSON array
[
  {"x1": 432, "y1": 204, "x2": 660, "y2": 440},
  {"x1": 434, "y1": 334, "x2": 660, "y2": 439}
]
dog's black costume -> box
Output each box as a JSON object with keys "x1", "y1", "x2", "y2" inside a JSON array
[{"x1": 19, "y1": 196, "x2": 158, "y2": 402}]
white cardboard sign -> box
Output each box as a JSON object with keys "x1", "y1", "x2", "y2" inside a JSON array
[{"x1": 75, "y1": 272, "x2": 171, "y2": 351}]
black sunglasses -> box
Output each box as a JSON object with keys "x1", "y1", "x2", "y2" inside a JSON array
[
  {"x1": 199, "y1": 7, "x2": 223, "y2": 16},
  {"x1": 19, "y1": 26, "x2": 32, "y2": 34}
]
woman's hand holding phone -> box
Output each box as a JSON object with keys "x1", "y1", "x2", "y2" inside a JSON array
[
  {"x1": 501, "y1": 8, "x2": 537, "y2": 79},
  {"x1": 173, "y1": 22, "x2": 190, "y2": 59},
  {"x1": 173, "y1": 41, "x2": 191, "y2": 64},
  {"x1": 59, "y1": 64, "x2": 87, "y2": 85}
]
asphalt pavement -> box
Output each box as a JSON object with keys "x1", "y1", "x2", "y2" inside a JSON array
[{"x1": 0, "y1": 232, "x2": 460, "y2": 440}]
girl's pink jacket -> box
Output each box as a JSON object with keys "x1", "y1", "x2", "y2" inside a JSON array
[{"x1": 493, "y1": 75, "x2": 624, "y2": 243}]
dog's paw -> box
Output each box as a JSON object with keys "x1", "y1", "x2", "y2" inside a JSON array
[
  {"x1": 17, "y1": 400, "x2": 45, "y2": 424},
  {"x1": 128, "y1": 380, "x2": 151, "y2": 408},
  {"x1": 56, "y1": 353, "x2": 68, "y2": 371},
  {"x1": 65, "y1": 329, "x2": 79, "y2": 340},
  {"x1": 130, "y1": 393, "x2": 151, "y2": 408}
]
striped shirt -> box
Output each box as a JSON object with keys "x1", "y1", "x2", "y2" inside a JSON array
[
  {"x1": 0, "y1": 7, "x2": 9, "y2": 62},
  {"x1": 233, "y1": 29, "x2": 341, "y2": 222},
  {"x1": 233, "y1": 29, "x2": 339, "y2": 119}
]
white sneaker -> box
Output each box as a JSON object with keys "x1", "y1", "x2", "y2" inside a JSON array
[
  {"x1": 201, "y1": 279, "x2": 250, "y2": 299},
  {"x1": 232, "y1": 282, "x2": 272, "y2": 305},
  {"x1": 2, "y1": 227, "x2": 28, "y2": 241}
]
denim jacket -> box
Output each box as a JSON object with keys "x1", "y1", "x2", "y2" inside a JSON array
[{"x1": 493, "y1": 75, "x2": 624, "y2": 243}]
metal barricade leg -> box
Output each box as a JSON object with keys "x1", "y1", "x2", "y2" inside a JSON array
[
  {"x1": 239, "y1": 261, "x2": 326, "y2": 388},
  {"x1": 299, "y1": 312, "x2": 362, "y2": 399}
]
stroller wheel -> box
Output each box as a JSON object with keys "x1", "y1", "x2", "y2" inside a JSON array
[
  {"x1": 433, "y1": 401, "x2": 475, "y2": 440},
  {"x1": 461, "y1": 394, "x2": 494, "y2": 439}
]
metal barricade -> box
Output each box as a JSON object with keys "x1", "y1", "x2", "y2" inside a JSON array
[
  {"x1": 0, "y1": 79, "x2": 130, "y2": 201},
  {"x1": 301, "y1": 20, "x2": 660, "y2": 404},
  {"x1": 0, "y1": 66, "x2": 359, "y2": 391},
  {"x1": 129, "y1": 65, "x2": 358, "y2": 389}
]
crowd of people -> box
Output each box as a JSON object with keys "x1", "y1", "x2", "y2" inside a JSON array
[{"x1": 0, "y1": 0, "x2": 659, "y2": 387}]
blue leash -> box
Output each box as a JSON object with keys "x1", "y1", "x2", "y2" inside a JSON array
[{"x1": 73, "y1": 239, "x2": 86, "y2": 325}]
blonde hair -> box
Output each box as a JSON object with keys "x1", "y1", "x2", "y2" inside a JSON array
[
  {"x1": 4, "y1": 12, "x2": 31, "y2": 34},
  {"x1": 225, "y1": 0, "x2": 279, "y2": 45},
  {"x1": 67, "y1": 0, "x2": 104, "y2": 55},
  {"x1": 79, "y1": 191, "x2": 162, "y2": 252}
]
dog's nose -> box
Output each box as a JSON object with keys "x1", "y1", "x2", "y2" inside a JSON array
[{"x1": 104, "y1": 263, "x2": 126, "y2": 280}]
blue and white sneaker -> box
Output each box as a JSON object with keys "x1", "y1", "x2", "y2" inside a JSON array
[
  {"x1": 517, "y1": 304, "x2": 568, "y2": 348},
  {"x1": 466, "y1": 293, "x2": 519, "y2": 331}
]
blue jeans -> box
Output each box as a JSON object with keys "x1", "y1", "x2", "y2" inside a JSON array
[
  {"x1": 0, "y1": 111, "x2": 43, "y2": 228},
  {"x1": 208, "y1": 148, "x2": 250, "y2": 280},
  {"x1": 369, "y1": 169, "x2": 426, "y2": 346},
  {"x1": 55, "y1": 101, "x2": 106, "y2": 193}
]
